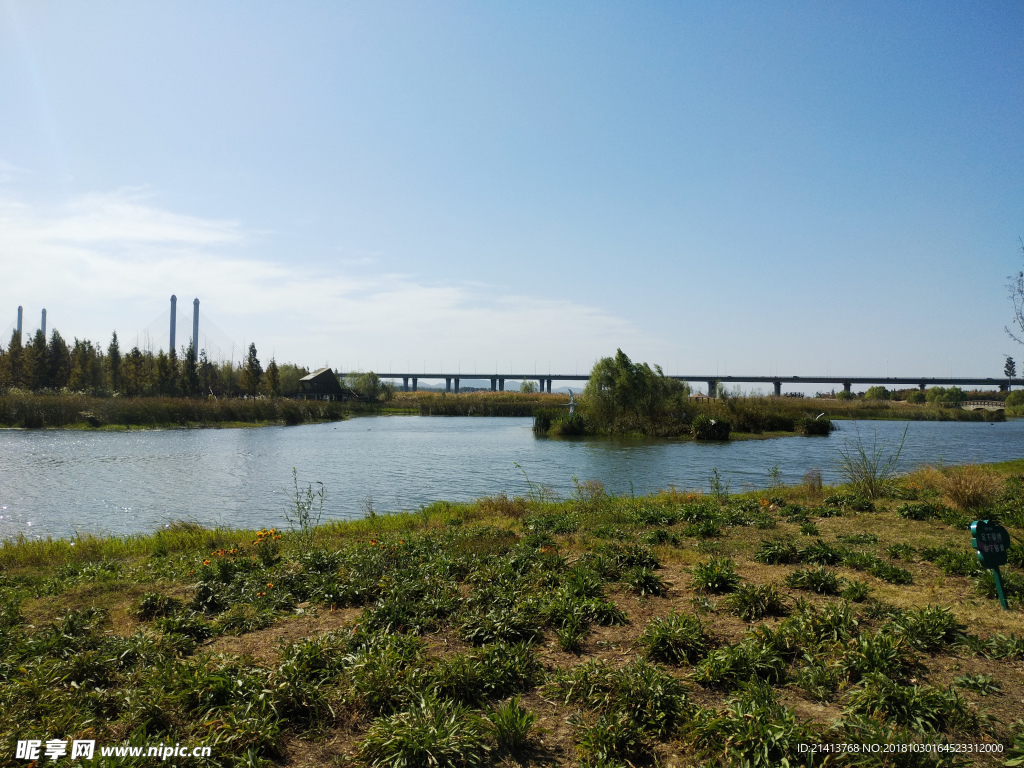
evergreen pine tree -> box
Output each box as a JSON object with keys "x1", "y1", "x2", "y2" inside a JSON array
[
  {"x1": 107, "y1": 332, "x2": 122, "y2": 393},
  {"x1": 46, "y1": 330, "x2": 71, "y2": 389},
  {"x1": 241, "y1": 343, "x2": 262, "y2": 397}
]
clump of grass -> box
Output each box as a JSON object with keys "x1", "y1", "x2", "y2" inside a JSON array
[
  {"x1": 799, "y1": 521, "x2": 820, "y2": 536},
  {"x1": 691, "y1": 557, "x2": 741, "y2": 594},
  {"x1": 885, "y1": 543, "x2": 916, "y2": 560},
  {"x1": 357, "y1": 696, "x2": 491, "y2": 768},
  {"x1": 936, "y1": 465, "x2": 1002, "y2": 509},
  {"x1": 835, "y1": 425, "x2": 907, "y2": 499},
  {"x1": 754, "y1": 539, "x2": 800, "y2": 565},
  {"x1": 551, "y1": 658, "x2": 693, "y2": 738},
  {"x1": 487, "y1": 696, "x2": 537, "y2": 754},
  {"x1": 886, "y1": 605, "x2": 966, "y2": 653},
  {"x1": 843, "y1": 673, "x2": 981, "y2": 734},
  {"x1": 574, "y1": 712, "x2": 648, "y2": 765},
  {"x1": 836, "y1": 632, "x2": 921, "y2": 683},
  {"x1": 622, "y1": 566, "x2": 670, "y2": 596},
  {"x1": 840, "y1": 580, "x2": 872, "y2": 602},
  {"x1": 868, "y1": 560, "x2": 914, "y2": 585},
  {"x1": 639, "y1": 611, "x2": 712, "y2": 665},
  {"x1": 687, "y1": 681, "x2": 818, "y2": 766},
  {"x1": 692, "y1": 639, "x2": 789, "y2": 690},
  {"x1": 131, "y1": 592, "x2": 184, "y2": 620},
  {"x1": 785, "y1": 567, "x2": 842, "y2": 595},
  {"x1": 797, "y1": 662, "x2": 841, "y2": 701},
  {"x1": 725, "y1": 582, "x2": 789, "y2": 622},
  {"x1": 800, "y1": 540, "x2": 844, "y2": 566}
]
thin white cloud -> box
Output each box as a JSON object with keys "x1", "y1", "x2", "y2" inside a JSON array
[{"x1": 0, "y1": 189, "x2": 658, "y2": 369}]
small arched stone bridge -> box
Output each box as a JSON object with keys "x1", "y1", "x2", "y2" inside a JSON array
[{"x1": 961, "y1": 401, "x2": 1006, "y2": 411}]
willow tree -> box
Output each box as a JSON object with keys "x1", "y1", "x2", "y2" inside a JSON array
[{"x1": 582, "y1": 349, "x2": 691, "y2": 435}]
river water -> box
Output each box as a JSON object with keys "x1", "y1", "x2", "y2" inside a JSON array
[{"x1": 0, "y1": 417, "x2": 1021, "y2": 540}]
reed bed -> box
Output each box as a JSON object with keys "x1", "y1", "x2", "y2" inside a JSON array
[{"x1": 0, "y1": 393, "x2": 346, "y2": 428}]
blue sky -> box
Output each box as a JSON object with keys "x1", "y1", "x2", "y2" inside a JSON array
[{"x1": 1, "y1": 2, "x2": 1022, "y2": 387}]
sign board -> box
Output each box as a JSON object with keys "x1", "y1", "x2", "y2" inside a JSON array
[{"x1": 971, "y1": 520, "x2": 1011, "y2": 569}]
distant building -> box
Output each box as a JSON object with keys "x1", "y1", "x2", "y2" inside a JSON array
[{"x1": 297, "y1": 368, "x2": 347, "y2": 401}]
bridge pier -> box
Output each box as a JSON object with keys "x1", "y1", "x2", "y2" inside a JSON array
[
  {"x1": 546, "y1": 378, "x2": 552, "y2": 393},
  {"x1": 1000, "y1": 382, "x2": 1008, "y2": 392},
  {"x1": 919, "y1": 382, "x2": 926, "y2": 391},
  {"x1": 490, "y1": 378, "x2": 496, "y2": 391},
  {"x1": 499, "y1": 378, "x2": 505, "y2": 391},
  {"x1": 445, "y1": 377, "x2": 451, "y2": 393},
  {"x1": 454, "y1": 377, "x2": 460, "y2": 394},
  {"x1": 707, "y1": 379, "x2": 717, "y2": 398},
  {"x1": 412, "y1": 377, "x2": 418, "y2": 392},
  {"x1": 843, "y1": 382, "x2": 852, "y2": 393},
  {"x1": 773, "y1": 380, "x2": 781, "y2": 397},
  {"x1": 403, "y1": 377, "x2": 409, "y2": 392}
]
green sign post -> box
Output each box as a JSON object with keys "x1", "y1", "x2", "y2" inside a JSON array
[{"x1": 971, "y1": 520, "x2": 1011, "y2": 610}]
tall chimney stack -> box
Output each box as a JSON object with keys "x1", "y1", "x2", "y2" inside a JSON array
[
  {"x1": 16, "y1": 306, "x2": 22, "y2": 343},
  {"x1": 41, "y1": 309, "x2": 46, "y2": 339},
  {"x1": 192, "y1": 298, "x2": 200, "y2": 357},
  {"x1": 169, "y1": 295, "x2": 177, "y2": 352}
]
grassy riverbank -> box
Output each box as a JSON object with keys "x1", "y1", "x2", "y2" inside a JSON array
[
  {"x1": 3, "y1": 461, "x2": 1024, "y2": 766},
  {"x1": 0, "y1": 393, "x2": 347, "y2": 429}
]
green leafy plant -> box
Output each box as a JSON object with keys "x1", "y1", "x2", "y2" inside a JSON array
[
  {"x1": 357, "y1": 696, "x2": 491, "y2": 768},
  {"x1": 952, "y1": 673, "x2": 1001, "y2": 696},
  {"x1": 785, "y1": 567, "x2": 842, "y2": 595},
  {"x1": 754, "y1": 539, "x2": 800, "y2": 565},
  {"x1": 487, "y1": 696, "x2": 537, "y2": 754},
  {"x1": 639, "y1": 610, "x2": 712, "y2": 665},
  {"x1": 725, "y1": 582, "x2": 789, "y2": 621},
  {"x1": 691, "y1": 557, "x2": 741, "y2": 594},
  {"x1": 285, "y1": 467, "x2": 325, "y2": 540},
  {"x1": 622, "y1": 566, "x2": 670, "y2": 596}
]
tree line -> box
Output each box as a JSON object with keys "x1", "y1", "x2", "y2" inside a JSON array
[{"x1": 0, "y1": 328, "x2": 309, "y2": 398}]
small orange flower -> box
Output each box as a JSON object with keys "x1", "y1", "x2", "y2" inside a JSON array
[
  {"x1": 267, "y1": 582, "x2": 274, "y2": 588},
  {"x1": 202, "y1": 559, "x2": 211, "y2": 565}
]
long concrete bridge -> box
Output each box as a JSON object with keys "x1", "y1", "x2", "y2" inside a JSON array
[{"x1": 336, "y1": 372, "x2": 1011, "y2": 396}]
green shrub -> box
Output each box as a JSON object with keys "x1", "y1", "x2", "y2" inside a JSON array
[
  {"x1": 1007, "y1": 389, "x2": 1024, "y2": 414},
  {"x1": 691, "y1": 414, "x2": 731, "y2": 441},
  {"x1": 864, "y1": 386, "x2": 890, "y2": 401},
  {"x1": 796, "y1": 414, "x2": 834, "y2": 435}
]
